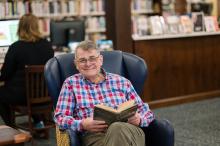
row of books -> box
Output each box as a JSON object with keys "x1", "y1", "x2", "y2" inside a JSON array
[
  {"x1": 86, "y1": 33, "x2": 106, "y2": 43},
  {"x1": 86, "y1": 16, "x2": 106, "y2": 32},
  {"x1": 38, "y1": 18, "x2": 50, "y2": 36},
  {"x1": 0, "y1": 0, "x2": 105, "y2": 19},
  {"x1": 131, "y1": 0, "x2": 153, "y2": 13},
  {"x1": 132, "y1": 12, "x2": 220, "y2": 37},
  {"x1": 31, "y1": 0, "x2": 78, "y2": 16},
  {"x1": 162, "y1": 0, "x2": 175, "y2": 14},
  {"x1": 38, "y1": 16, "x2": 106, "y2": 38},
  {"x1": 0, "y1": 0, "x2": 106, "y2": 43},
  {"x1": 80, "y1": 0, "x2": 105, "y2": 15}
]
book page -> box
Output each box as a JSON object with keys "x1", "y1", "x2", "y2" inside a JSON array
[
  {"x1": 95, "y1": 100, "x2": 136, "y2": 113},
  {"x1": 117, "y1": 100, "x2": 135, "y2": 112},
  {"x1": 94, "y1": 100, "x2": 137, "y2": 125},
  {"x1": 118, "y1": 104, "x2": 138, "y2": 121},
  {"x1": 95, "y1": 104, "x2": 118, "y2": 113}
]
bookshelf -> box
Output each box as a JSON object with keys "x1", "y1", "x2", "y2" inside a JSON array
[
  {"x1": 105, "y1": 0, "x2": 220, "y2": 107},
  {"x1": 131, "y1": 0, "x2": 220, "y2": 106},
  {"x1": 130, "y1": 0, "x2": 220, "y2": 39},
  {"x1": 105, "y1": 0, "x2": 133, "y2": 52},
  {"x1": 131, "y1": 0, "x2": 187, "y2": 37},
  {"x1": 131, "y1": 0, "x2": 162, "y2": 15},
  {"x1": 131, "y1": 0, "x2": 164, "y2": 38},
  {"x1": 0, "y1": 0, "x2": 106, "y2": 41}
]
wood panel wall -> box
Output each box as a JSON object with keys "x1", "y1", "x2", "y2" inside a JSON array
[
  {"x1": 133, "y1": 35, "x2": 220, "y2": 106},
  {"x1": 218, "y1": 0, "x2": 220, "y2": 16},
  {"x1": 104, "y1": 0, "x2": 220, "y2": 107},
  {"x1": 105, "y1": 0, "x2": 133, "y2": 52}
]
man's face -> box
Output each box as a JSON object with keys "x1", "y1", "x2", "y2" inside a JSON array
[{"x1": 75, "y1": 48, "x2": 103, "y2": 80}]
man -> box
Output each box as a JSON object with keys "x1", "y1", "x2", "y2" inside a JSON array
[{"x1": 54, "y1": 40, "x2": 155, "y2": 146}]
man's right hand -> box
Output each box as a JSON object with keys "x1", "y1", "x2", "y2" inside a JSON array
[{"x1": 81, "y1": 117, "x2": 108, "y2": 132}]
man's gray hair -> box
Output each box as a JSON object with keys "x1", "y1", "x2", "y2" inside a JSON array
[{"x1": 75, "y1": 40, "x2": 100, "y2": 58}]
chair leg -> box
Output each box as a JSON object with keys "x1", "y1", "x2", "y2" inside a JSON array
[
  {"x1": 10, "y1": 107, "x2": 16, "y2": 128},
  {"x1": 44, "y1": 129, "x2": 50, "y2": 139},
  {"x1": 28, "y1": 112, "x2": 34, "y2": 136}
]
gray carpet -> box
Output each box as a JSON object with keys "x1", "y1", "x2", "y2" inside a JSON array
[
  {"x1": 0, "y1": 97, "x2": 220, "y2": 146},
  {"x1": 154, "y1": 97, "x2": 220, "y2": 146}
]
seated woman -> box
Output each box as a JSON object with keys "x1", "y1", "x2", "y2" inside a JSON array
[{"x1": 0, "y1": 14, "x2": 54, "y2": 127}]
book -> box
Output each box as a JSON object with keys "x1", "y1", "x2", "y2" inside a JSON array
[
  {"x1": 204, "y1": 16, "x2": 219, "y2": 32},
  {"x1": 166, "y1": 15, "x2": 180, "y2": 34},
  {"x1": 136, "y1": 15, "x2": 149, "y2": 36},
  {"x1": 204, "y1": 16, "x2": 216, "y2": 32},
  {"x1": 93, "y1": 100, "x2": 138, "y2": 125},
  {"x1": 192, "y1": 12, "x2": 205, "y2": 32},
  {"x1": 180, "y1": 15, "x2": 193, "y2": 33},
  {"x1": 149, "y1": 16, "x2": 164, "y2": 35},
  {"x1": 213, "y1": 16, "x2": 220, "y2": 32}
]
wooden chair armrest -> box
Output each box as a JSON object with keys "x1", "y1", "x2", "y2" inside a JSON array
[{"x1": 56, "y1": 126, "x2": 70, "y2": 146}]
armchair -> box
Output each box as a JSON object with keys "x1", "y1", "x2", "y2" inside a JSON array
[{"x1": 44, "y1": 50, "x2": 174, "y2": 146}]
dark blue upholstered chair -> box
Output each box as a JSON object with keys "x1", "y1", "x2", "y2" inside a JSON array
[{"x1": 44, "y1": 50, "x2": 174, "y2": 146}]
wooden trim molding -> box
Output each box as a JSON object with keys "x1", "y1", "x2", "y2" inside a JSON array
[
  {"x1": 149, "y1": 90, "x2": 220, "y2": 109},
  {"x1": 217, "y1": 0, "x2": 220, "y2": 17},
  {"x1": 105, "y1": 0, "x2": 133, "y2": 52}
]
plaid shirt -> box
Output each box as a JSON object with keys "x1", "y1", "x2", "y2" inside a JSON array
[{"x1": 54, "y1": 70, "x2": 155, "y2": 131}]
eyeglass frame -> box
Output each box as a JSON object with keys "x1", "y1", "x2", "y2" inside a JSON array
[{"x1": 75, "y1": 54, "x2": 100, "y2": 65}]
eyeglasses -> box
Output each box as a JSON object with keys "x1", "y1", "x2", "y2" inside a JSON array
[{"x1": 76, "y1": 55, "x2": 100, "y2": 65}]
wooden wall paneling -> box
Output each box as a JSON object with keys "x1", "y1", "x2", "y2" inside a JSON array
[
  {"x1": 105, "y1": 0, "x2": 133, "y2": 53},
  {"x1": 174, "y1": 0, "x2": 187, "y2": 15},
  {"x1": 133, "y1": 35, "x2": 220, "y2": 104},
  {"x1": 217, "y1": 0, "x2": 220, "y2": 17}
]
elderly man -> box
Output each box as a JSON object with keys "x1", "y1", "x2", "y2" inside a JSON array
[{"x1": 54, "y1": 40, "x2": 155, "y2": 146}]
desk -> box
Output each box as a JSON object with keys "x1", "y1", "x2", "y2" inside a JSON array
[{"x1": 0, "y1": 125, "x2": 31, "y2": 146}]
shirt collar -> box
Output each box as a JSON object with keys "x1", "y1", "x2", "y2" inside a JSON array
[{"x1": 80, "y1": 68, "x2": 107, "y2": 84}]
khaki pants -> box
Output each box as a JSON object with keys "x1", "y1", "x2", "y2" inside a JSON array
[{"x1": 81, "y1": 122, "x2": 145, "y2": 146}]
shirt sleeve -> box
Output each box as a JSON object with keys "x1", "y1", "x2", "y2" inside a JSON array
[
  {"x1": 0, "y1": 45, "x2": 16, "y2": 81},
  {"x1": 125, "y1": 80, "x2": 155, "y2": 127},
  {"x1": 54, "y1": 79, "x2": 82, "y2": 131}
]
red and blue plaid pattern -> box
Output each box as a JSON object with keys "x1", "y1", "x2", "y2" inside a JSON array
[{"x1": 54, "y1": 70, "x2": 155, "y2": 131}]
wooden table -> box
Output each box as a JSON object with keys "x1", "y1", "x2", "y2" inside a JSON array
[{"x1": 0, "y1": 125, "x2": 31, "y2": 146}]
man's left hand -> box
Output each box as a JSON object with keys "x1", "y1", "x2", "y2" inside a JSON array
[{"x1": 127, "y1": 113, "x2": 141, "y2": 126}]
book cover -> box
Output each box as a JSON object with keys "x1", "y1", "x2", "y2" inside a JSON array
[
  {"x1": 192, "y1": 12, "x2": 205, "y2": 32},
  {"x1": 204, "y1": 16, "x2": 216, "y2": 32},
  {"x1": 93, "y1": 100, "x2": 138, "y2": 125},
  {"x1": 204, "y1": 16, "x2": 219, "y2": 32},
  {"x1": 149, "y1": 16, "x2": 164, "y2": 35},
  {"x1": 213, "y1": 16, "x2": 220, "y2": 32},
  {"x1": 136, "y1": 15, "x2": 149, "y2": 36},
  {"x1": 166, "y1": 15, "x2": 180, "y2": 34},
  {"x1": 180, "y1": 15, "x2": 193, "y2": 33}
]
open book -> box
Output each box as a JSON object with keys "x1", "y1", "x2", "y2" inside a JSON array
[{"x1": 93, "y1": 100, "x2": 138, "y2": 125}]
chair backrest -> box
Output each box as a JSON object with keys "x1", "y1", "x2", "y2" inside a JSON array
[
  {"x1": 25, "y1": 65, "x2": 51, "y2": 106},
  {"x1": 11, "y1": 65, "x2": 54, "y2": 138},
  {"x1": 44, "y1": 50, "x2": 147, "y2": 106}
]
